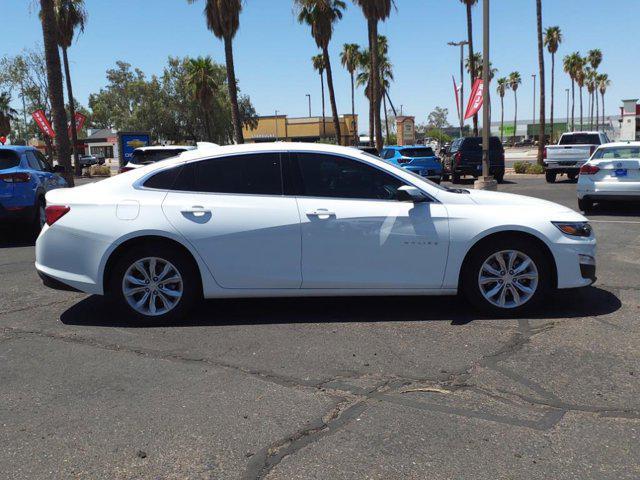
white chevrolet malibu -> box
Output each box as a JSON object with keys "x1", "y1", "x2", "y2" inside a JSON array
[{"x1": 36, "y1": 143, "x2": 596, "y2": 321}]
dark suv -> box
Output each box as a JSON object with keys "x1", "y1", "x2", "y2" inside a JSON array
[{"x1": 442, "y1": 137, "x2": 505, "y2": 183}]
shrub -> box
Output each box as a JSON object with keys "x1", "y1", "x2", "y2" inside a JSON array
[
  {"x1": 513, "y1": 161, "x2": 530, "y2": 174},
  {"x1": 525, "y1": 163, "x2": 545, "y2": 174}
]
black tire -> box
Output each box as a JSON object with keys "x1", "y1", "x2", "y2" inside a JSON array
[
  {"x1": 442, "y1": 173, "x2": 450, "y2": 182},
  {"x1": 568, "y1": 172, "x2": 578, "y2": 182},
  {"x1": 545, "y1": 171, "x2": 557, "y2": 183},
  {"x1": 494, "y1": 172, "x2": 505, "y2": 184},
  {"x1": 461, "y1": 236, "x2": 552, "y2": 316},
  {"x1": 433, "y1": 179, "x2": 441, "y2": 185},
  {"x1": 31, "y1": 197, "x2": 46, "y2": 238},
  {"x1": 107, "y1": 243, "x2": 200, "y2": 324},
  {"x1": 452, "y1": 172, "x2": 461, "y2": 184},
  {"x1": 578, "y1": 198, "x2": 593, "y2": 213}
]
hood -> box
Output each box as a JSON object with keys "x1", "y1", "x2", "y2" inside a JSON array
[{"x1": 466, "y1": 188, "x2": 580, "y2": 214}]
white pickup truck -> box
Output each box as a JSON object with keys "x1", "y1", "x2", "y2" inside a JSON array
[{"x1": 544, "y1": 131, "x2": 611, "y2": 183}]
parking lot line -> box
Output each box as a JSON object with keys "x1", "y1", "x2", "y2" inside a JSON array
[{"x1": 588, "y1": 219, "x2": 640, "y2": 224}]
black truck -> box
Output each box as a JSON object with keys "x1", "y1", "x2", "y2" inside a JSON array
[{"x1": 442, "y1": 137, "x2": 506, "y2": 183}]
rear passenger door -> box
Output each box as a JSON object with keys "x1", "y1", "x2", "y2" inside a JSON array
[{"x1": 161, "y1": 152, "x2": 302, "y2": 289}]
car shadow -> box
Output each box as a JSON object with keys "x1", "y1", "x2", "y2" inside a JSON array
[
  {"x1": 0, "y1": 228, "x2": 36, "y2": 248},
  {"x1": 60, "y1": 286, "x2": 621, "y2": 329},
  {"x1": 588, "y1": 201, "x2": 640, "y2": 217}
]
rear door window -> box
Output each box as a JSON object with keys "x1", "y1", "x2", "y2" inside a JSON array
[
  {"x1": 559, "y1": 134, "x2": 601, "y2": 145},
  {"x1": 0, "y1": 150, "x2": 20, "y2": 170},
  {"x1": 25, "y1": 151, "x2": 42, "y2": 171}
]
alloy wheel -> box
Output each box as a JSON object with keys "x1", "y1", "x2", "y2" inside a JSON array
[
  {"x1": 478, "y1": 250, "x2": 539, "y2": 309},
  {"x1": 122, "y1": 257, "x2": 184, "y2": 316}
]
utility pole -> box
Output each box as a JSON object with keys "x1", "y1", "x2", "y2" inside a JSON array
[
  {"x1": 475, "y1": 0, "x2": 497, "y2": 191},
  {"x1": 448, "y1": 40, "x2": 469, "y2": 137},
  {"x1": 532, "y1": 73, "x2": 537, "y2": 139},
  {"x1": 305, "y1": 94, "x2": 311, "y2": 117}
]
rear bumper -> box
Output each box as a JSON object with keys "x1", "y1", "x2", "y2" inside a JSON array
[
  {"x1": 544, "y1": 161, "x2": 586, "y2": 172},
  {"x1": 37, "y1": 269, "x2": 82, "y2": 292},
  {"x1": 577, "y1": 180, "x2": 640, "y2": 200},
  {"x1": 403, "y1": 166, "x2": 442, "y2": 179},
  {"x1": 453, "y1": 166, "x2": 505, "y2": 177},
  {"x1": 0, "y1": 203, "x2": 34, "y2": 222}
]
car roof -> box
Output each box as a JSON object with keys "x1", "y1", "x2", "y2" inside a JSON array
[
  {"x1": 596, "y1": 141, "x2": 640, "y2": 148},
  {"x1": 134, "y1": 145, "x2": 196, "y2": 152},
  {"x1": 0, "y1": 145, "x2": 37, "y2": 153},
  {"x1": 561, "y1": 131, "x2": 603, "y2": 135}
]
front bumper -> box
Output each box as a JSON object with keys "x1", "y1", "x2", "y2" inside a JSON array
[{"x1": 544, "y1": 161, "x2": 586, "y2": 173}]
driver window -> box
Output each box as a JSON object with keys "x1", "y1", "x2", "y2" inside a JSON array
[{"x1": 294, "y1": 153, "x2": 408, "y2": 201}]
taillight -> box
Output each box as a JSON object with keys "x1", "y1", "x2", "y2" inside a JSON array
[
  {"x1": 454, "y1": 152, "x2": 462, "y2": 165},
  {"x1": 45, "y1": 205, "x2": 70, "y2": 226},
  {"x1": 118, "y1": 166, "x2": 134, "y2": 174},
  {"x1": 0, "y1": 172, "x2": 31, "y2": 183},
  {"x1": 579, "y1": 164, "x2": 600, "y2": 175},
  {"x1": 543, "y1": 147, "x2": 547, "y2": 159}
]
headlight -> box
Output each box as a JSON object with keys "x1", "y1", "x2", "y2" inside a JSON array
[{"x1": 552, "y1": 221, "x2": 593, "y2": 237}]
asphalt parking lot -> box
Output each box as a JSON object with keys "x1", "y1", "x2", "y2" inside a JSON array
[{"x1": 1, "y1": 175, "x2": 639, "y2": 479}]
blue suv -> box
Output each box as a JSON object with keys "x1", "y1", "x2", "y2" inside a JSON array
[
  {"x1": 0, "y1": 146, "x2": 68, "y2": 234},
  {"x1": 380, "y1": 145, "x2": 443, "y2": 183}
]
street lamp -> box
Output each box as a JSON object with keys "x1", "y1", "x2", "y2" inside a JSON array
[
  {"x1": 448, "y1": 40, "x2": 469, "y2": 137},
  {"x1": 474, "y1": 0, "x2": 497, "y2": 191},
  {"x1": 305, "y1": 94, "x2": 311, "y2": 117},
  {"x1": 532, "y1": 73, "x2": 537, "y2": 139}
]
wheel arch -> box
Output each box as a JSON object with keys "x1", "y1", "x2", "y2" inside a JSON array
[
  {"x1": 102, "y1": 234, "x2": 205, "y2": 297},
  {"x1": 457, "y1": 229, "x2": 558, "y2": 291}
]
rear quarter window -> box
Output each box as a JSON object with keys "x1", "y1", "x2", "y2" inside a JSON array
[{"x1": 0, "y1": 150, "x2": 20, "y2": 170}]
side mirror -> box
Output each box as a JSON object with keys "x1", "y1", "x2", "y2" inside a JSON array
[
  {"x1": 397, "y1": 185, "x2": 429, "y2": 203},
  {"x1": 53, "y1": 165, "x2": 65, "y2": 174}
]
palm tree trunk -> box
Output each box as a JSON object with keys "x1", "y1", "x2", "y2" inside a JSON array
[
  {"x1": 39, "y1": 0, "x2": 73, "y2": 186},
  {"x1": 571, "y1": 80, "x2": 575, "y2": 131},
  {"x1": 595, "y1": 89, "x2": 599, "y2": 130},
  {"x1": 368, "y1": 85, "x2": 374, "y2": 146},
  {"x1": 320, "y1": 71, "x2": 326, "y2": 138},
  {"x1": 369, "y1": 18, "x2": 383, "y2": 152},
  {"x1": 579, "y1": 86, "x2": 583, "y2": 131},
  {"x1": 550, "y1": 52, "x2": 555, "y2": 142},
  {"x1": 536, "y1": 0, "x2": 546, "y2": 165},
  {"x1": 513, "y1": 90, "x2": 518, "y2": 145},
  {"x1": 322, "y1": 47, "x2": 341, "y2": 145},
  {"x1": 601, "y1": 92, "x2": 605, "y2": 128},
  {"x1": 500, "y1": 95, "x2": 504, "y2": 143},
  {"x1": 62, "y1": 47, "x2": 81, "y2": 176},
  {"x1": 383, "y1": 92, "x2": 389, "y2": 145},
  {"x1": 350, "y1": 71, "x2": 356, "y2": 145},
  {"x1": 466, "y1": 3, "x2": 478, "y2": 136},
  {"x1": 223, "y1": 35, "x2": 243, "y2": 144}
]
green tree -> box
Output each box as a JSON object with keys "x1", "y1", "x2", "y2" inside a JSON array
[
  {"x1": 427, "y1": 107, "x2": 450, "y2": 130},
  {"x1": 465, "y1": 53, "x2": 497, "y2": 81},
  {"x1": 53, "y1": 0, "x2": 87, "y2": 175},
  {"x1": 586, "y1": 68, "x2": 597, "y2": 130},
  {"x1": 587, "y1": 48, "x2": 603, "y2": 129},
  {"x1": 188, "y1": 0, "x2": 244, "y2": 144},
  {"x1": 39, "y1": 0, "x2": 73, "y2": 185},
  {"x1": 563, "y1": 52, "x2": 582, "y2": 131},
  {"x1": 544, "y1": 26, "x2": 562, "y2": 141},
  {"x1": 535, "y1": 0, "x2": 546, "y2": 164},
  {"x1": 459, "y1": 0, "x2": 479, "y2": 135},
  {"x1": 508, "y1": 71, "x2": 522, "y2": 145},
  {"x1": 311, "y1": 54, "x2": 327, "y2": 138},
  {"x1": 185, "y1": 56, "x2": 220, "y2": 141},
  {"x1": 354, "y1": 0, "x2": 394, "y2": 152},
  {"x1": 496, "y1": 77, "x2": 508, "y2": 143},
  {"x1": 296, "y1": 0, "x2": 345, "y2": 144},
  {"x1": 0, "y1": 92, "x2": 19, "y2": 139},
  {"x1": 597, "y1": 73, "x2": 610, "y2": 129},
  {"x1": 340, "y1": 43, "x2": 360, "y2": 145},
  {"x1": 573, "y1": 54, "x2": 587, "y2": 130}
]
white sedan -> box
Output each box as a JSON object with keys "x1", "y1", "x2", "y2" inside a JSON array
[
  {"x1": 36, "y1": 143, "x2": 596, "y2": 322},
  {"x1": 577, "y1": 142, "x2": 640, "y2": 212}
]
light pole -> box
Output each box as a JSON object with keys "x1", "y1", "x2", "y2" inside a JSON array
[
  {"x1": 475, "y1": 0, "x2": 497, "y2": 191},
  {"x1": 566, "y1": 88, "x2": 570, "y2": 132},
  {"x1": 448, "y1": 40, "x2": 469, "y2": 137},
  {"x1": 532, "y1": 73, "x2": 537, "y2": 140},
  {"x1": 305, "y1": 94, "x2": 311, "y2": 117}
]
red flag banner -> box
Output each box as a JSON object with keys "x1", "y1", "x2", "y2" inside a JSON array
[
  {"x1": 68, "y1": 112, "x2": 87, "y2": 137},
  {"x1": 464, "y1": 79, "x2": 484, "y2": 120},
  {"x1": 32, "y1": 109, "x2": 56, "y2": 138},
  {"x1": 452, "y1": 75, "x2": 460, "y2": 119}
]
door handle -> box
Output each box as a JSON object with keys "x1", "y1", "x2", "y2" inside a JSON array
[
  {"x1": 306, "y1": 209, "x2": 335, "y2": 218},
  {"x1": 181, "y1": 205, "x2": 210, "y2": 217}
]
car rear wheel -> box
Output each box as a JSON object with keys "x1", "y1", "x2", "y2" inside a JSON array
[
  {"x1": 32, "y1": 197, "x2": 46, "y2": 237},
  {"x1": 568, "y1": 172, "x2": 578, "y2": 182},
  {"x1": 545, "y1": 171, "x2": 557, "y2": 183},
  {"x1": 451, "y1": 172, "x2": 461, "y2": 184},
  {"x1": 462, "y1": 237, "x2": 551, "y2": 315},
  {"x1": 578, "y1": 198, "x2": 593, "y2": 213},
  {"x1": 108, "y1": 245, "x2": 200, "y2": 323}
]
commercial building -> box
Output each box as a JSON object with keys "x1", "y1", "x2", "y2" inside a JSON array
[
  {"x1": 619, "y1": 99, "x2": 640, "y2": 141},
  {"x1": 243, "y1": 114, "x2": 358, "y2": 146}
]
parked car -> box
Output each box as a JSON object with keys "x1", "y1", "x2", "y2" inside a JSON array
[
  {"x1": 79, "y1": 155, "x2": 100, "y2": 167},
  {"x1": 442, "y1": 137, "x2": 505, "y2": 183},
  {"x1": 0, "y1": 145, "x2": 67, "y2": 234},
  {"x1": 515, "y1": 138, "x2": 534, "y2": 148},
  {"x1": 577, "y1": 142, "x2": 640, "y2": 212},
  {"x1": 37, "y1": 142, "x2": 596, "y2": 321},
  {"x1": 544, "y1": 131, "x2": 610, "y2": 183},
  {"x1": 380, "y1": 145, "x2": 443, "y2": 183}
]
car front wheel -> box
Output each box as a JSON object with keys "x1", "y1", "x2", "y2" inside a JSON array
[
  {"x1": 545, "y1": 171, "x2": 557, "y2": 183},
  {"x1": 462, "y1": 237, "x2": 551, "y2": 315},
  {"x1": 109, "y1": 245, "x2": 200, "y2": 323}
]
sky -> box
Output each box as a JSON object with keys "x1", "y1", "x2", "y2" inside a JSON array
[{"x1": 3, "y1": 0, "x2": 638, "y2": 130}]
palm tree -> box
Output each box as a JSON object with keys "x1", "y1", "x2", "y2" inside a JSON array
[
  {"x1": 574, "y1": 55, "x2": 586, "y2": 130},
  {"x1": 0, "y1": 92, "x2": 19, "y2": 139},
  {"x1": 586, "y1": 68, "x2": 597, "y2": 130},
  {"x1": 465, "y1": 53, "x2": 497, "y2": 81},
  {"x1": 535, "y1": 0, "x2": 546, "y2": 164},
  {"x1": 188, "y1": 0, "x2": 244, "y2": 144},
  {"x1": 340, "y1": 43, "x2": 360, "y2": 145},
  {"x1": 39, "y1": 0, "x2": 73, "y2": 185},
  {"x1": 496, "y1": 77, "x2": 508, "y2": 143},
  {"x1": 587, "y1": 49, "x2": 603, "y2": 129},
  {"x1": 296, "y1": 0, "x2": 345, "y2": 145},
  {"x1": 563, "y1": 52, "x2": 581, "y2": 131},
  {"x1": 458, "y1": 0, "x2": 479, "y2": 135},
  {"x1": 311, "y1": 54, "x2": 327, "y2": 138},
  {"x1": 354, "y1": 0, "x2": 394, "y2": 152},
  {"x1": 53, "y1": 0, "x2": 87, "y2": 176},
  {"x1": 185, "y1": 56, "x2": 220, "y2": 141},
  {"x1": 508, "y1": 72, "x2": 522, "y2": 146},
  {"x1": 598, "y1": 73, "x2": 610, "y2": 129},
  {"x1": 544, "y1": 26, "x2": 562, "y2": 141}
]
